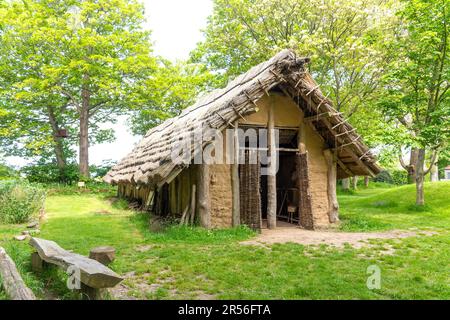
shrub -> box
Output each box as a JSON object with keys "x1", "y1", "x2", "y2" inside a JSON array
[
  {"x1": 21, "y1": 163, "x2": 79, "y2": 184},
  {"x1": 0, "y1": 163, "x2": 17, "y2": 180},
  {"x1": 391, "y1": 169, "x2": 408, "y2": 185},
  {"x1": 373, "y1": 169, "x2": 408, "y2": 185},
  {"x1": 373, "y1": 170, "x2": 393, "y2": 184},
  {"x1": 0, "y1": 181, "x2": 46, "y2": 224}
]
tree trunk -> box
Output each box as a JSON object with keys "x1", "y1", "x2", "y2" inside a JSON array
[
  {"x1": 0, "y1": 247, "x2": 36, "y2": 300},
  {"x1": 342, "y1": 178, "x2": 350, "y2": 190},
  {"x1": 197, "y1": 163, "x2": 210, "y2": 229},
  {"x1": 323, "y1": 150, "x2": 339, "y2": 223},
  {"x1": 407, "y1": 148, "x2": 419, "y2": 184},
  {"x1": 79, "y1": 79, "x2": 90, "y2": 178},
  {"x1": 415, "y1": 149, "x2": 425, "y2": 206},
  {"x1": 351, "y1": 176, "x2": 358, "y2": 190},
  {"x1": 47, "y1": 106, "x2": 66, "y2": 173},
  {"x1": 364, "y1": 176, "x2": 370, "y2": 187},
  {"x1": 430, "y1": 154, "x2": 439, "y2": 182}
]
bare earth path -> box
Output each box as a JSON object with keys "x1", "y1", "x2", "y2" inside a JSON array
[{"x1": 240, "y1": 224, "x2": 436, "y2": 249}]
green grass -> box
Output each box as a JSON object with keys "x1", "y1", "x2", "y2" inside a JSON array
[
  {"x1": 0, "y1": 182, "x2": 449, "y2": 299},
  {"x1": 338, "y1": 181, "x2": 450, "y2": 231}
]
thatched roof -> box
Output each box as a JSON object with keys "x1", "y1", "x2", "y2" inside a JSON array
[{"x1": 105, "y1": 49, "x2": 381, "y2": 187}]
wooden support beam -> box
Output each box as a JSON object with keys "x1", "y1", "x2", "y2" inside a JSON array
[
  {"x1": 267, "y1": 96, "x2": 277, "y2": 229},
  {"x1": 303, "y1": 112, "x2": 332, "y2": 122},
  {"x1": 197, "y1": 164, "x2": 211, "y2": 229},
  {"x1": 323, "y1": 150, "x2": 339, "y2": 223},
  {"x1": 298, "y1": 122, "x2": 306, "y2": 153},
  {"x1": 336, "y1": 157, "x2": 353, "y2": 176},
  {"x1": 231, "y1": 120, "x2": 241, "y2": 227}
]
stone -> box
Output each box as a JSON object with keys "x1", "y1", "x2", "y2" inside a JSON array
[{"x1": 26, "y1": 221, "x2": 39, "y2": 229}]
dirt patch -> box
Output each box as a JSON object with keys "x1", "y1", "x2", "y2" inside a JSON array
[
  {"x1": 240, "y1": 227, "x2": 437, "y2": 249},
  {"x1": 93, "y1": 209, "x2": 112, "y2": 215},
  {"x1": 136, "y1": 244, "x2": 155, "y2": 252}
]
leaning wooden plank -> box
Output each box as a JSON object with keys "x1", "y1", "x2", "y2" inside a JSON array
[
  {"x1": 0, "y1": 247, "x2": 36, "y2": 300},
  {"x1": 29, "y1": 238, "x2": 123, "y2": 289}
]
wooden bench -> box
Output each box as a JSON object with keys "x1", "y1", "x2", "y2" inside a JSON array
[{"x1": 29, "y1": 237, "x2": 123, "y2": 300}]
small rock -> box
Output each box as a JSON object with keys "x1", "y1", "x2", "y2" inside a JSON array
[
  {"x1": 22, "y1": 230, "x2": 30, "y2": 235},
  {"x1": 14, "y1": 235, "x2": 28, "y2": 241},
  {"x1": 27, "y1": 221, "x2": 39, "y2": 229}
]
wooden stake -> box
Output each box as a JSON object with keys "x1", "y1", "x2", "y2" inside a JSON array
[
  {"x1": 197, "y1": 164, "x2": 211, "y2": 229},
  {"x1": 189, "y1": 184, "x2": 197, "y2": 225},
  {"x1": 231, "y1": 120, "x2": 241, "y2": 226},
  {"x1": 323, "y1": 149, "x2": 339, "y2": 223},
  {"x1": 267, "y1": 95, "x2": 277, "y2": 229}
]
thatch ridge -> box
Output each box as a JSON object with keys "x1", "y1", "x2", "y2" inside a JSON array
[{"x1": 105, "y1": 49, "x2": 381, "y2": 187}]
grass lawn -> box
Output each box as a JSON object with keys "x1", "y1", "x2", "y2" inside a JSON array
[{"x1": 0, "y1": 182, "x2": 449, "y2": 299}]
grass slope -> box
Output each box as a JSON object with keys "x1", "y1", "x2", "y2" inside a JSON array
[{"x1": 0, "y1": 182, "x2": 449, "y2": 299}]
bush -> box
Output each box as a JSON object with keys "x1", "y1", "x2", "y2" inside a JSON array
[
  {"x1": 0, "y1": 181, "x2": 46, "y2": 224},
  {"x1": 373, "y1": 170, "x2": 393, "y2": 184},
  {"x1": 0, "y1": 163, "x2": 17, "y2": 180},
  {"x1": 21, "y1": 163, "x2": 79, "y2": 184},
  {"x1": 373, "y1": 169, "x2": 408, "y2": 185},
  {"x1": 391, "y1": 169, "x2": 408, "y2": 185}
]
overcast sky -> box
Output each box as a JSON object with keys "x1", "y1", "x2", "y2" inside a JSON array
[{"x1": 6, "y1": 0, "x2": 213, "y2": 167}]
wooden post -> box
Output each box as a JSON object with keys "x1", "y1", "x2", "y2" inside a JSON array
[
  {"x1": 342, "y1": 178, "x2": 350, "y2": 190},
  {"x1": 352, "y1": 176, "x2": 358, "y2": 190},
  {"x1": 189, "y1": 184, "x2": 197, "y2": 225},
  {"x1": 80, "y1": 283, "x2": 104, "y2": 300},
  {"x1": 197, "y1": 164, "x2": 211, "y2": 228},
  {"x1": 231, "y1": 120, "x2": 241, "y2": 226},
  {"x1": 364, "y1": 176, "x2": 370, "y2": 187},
  {"x1": 267, "y1": 96, "x2": 277, "y2": 229},
  {"x1": 298, "y1": 120, "x2": 306, "y2": 153},
  {"x1": 89, "y1": 246, "x2": 116, "y2": 266},
  {"x1": 31, "y1": 252, "x2": 46, "y2": 272},
  {"x1": 323, "y1": 149, "x2": 339, "y2": 223}
]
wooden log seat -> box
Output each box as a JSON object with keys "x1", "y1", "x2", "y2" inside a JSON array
[{"x1": 29, "y1": 237, "x2": 123, "y2": 300}]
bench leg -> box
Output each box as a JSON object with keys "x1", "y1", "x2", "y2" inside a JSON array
[
  {"x1": 80, "y1": 283, "x2": 104, "y2": 300},
  {"x1": 31, "y1": 252, "x2": 48, "y2": 272}
]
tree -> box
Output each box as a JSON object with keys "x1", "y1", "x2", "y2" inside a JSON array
[
  {"x1": 192, "y1": 0, "x2": 397, "y2": 187},
  {"x1": 379, "y1": 0, "x2": 450, "y2": 205},
  {"x1": 129, "y1": 58, "x2": 216, "y2": 135},
  {"x1": 192, "y1": 0, "x2": 396, "y2": 114},
  {"x1": 0, "y1": 0, "x2": 156, "y2": 178}
]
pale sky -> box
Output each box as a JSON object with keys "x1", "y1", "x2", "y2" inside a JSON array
[{"x1": 6, "y1": 0, "x2": 213, "y2": 167}]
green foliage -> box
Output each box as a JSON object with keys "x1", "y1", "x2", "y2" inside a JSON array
[
  {"x1": 0, "y1": 181, "x2": 46, "y2": 224},
  {"x1": 373, "y1": 169, "x2": 408, "y2": 185},
  {"x1": 378, "y1": 0, "x2": 450, "y2": 151},
  {"x1": 192, "y1": 0, "x2": 398, "y2": 149},
  {"x1": 129, "y1": 59, "x2": 216, "y2": 135},
  {"x1": 0, "y1": 163, "x2": 17, "y2": 180},
  {"x1": 0, "y1": 0, "x2": 156, "y2": 172},
  {"x1": 89, "y1": 159, "x2": 116, "y2": 178},
  {"x1": 45, "y1": 181, "x2": 115, "y2": 196},
  {"x1": 22, "y1": 163, "x2": 79, "y2": 184}
]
